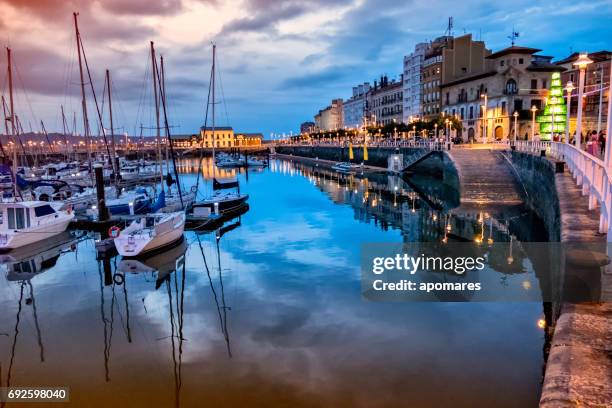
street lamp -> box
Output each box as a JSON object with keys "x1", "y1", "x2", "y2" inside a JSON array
[
  {"x1": 513, "y1": 111, "x2": 519, "y2": 146},
  {"x1": 564, "y1": 81, "x2": 575, "y2": 144},
  {"x1": 531, "y1": 105, "x2": 538, "y2": 141},
  {"x1": 434, "y1": 123, "x2": 438, "y2": 139},
  {"x1": 481, "y1": 93, "x2": 488, "y2": 143},
  {"x1": 445, "y1": 118, "x2": 450, "y2": 145},
  {"x1": 573, "y1": 52, "x2": 593, "y2": 149}
]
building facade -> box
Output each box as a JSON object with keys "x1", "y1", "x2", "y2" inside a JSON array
[
  {"x1": 421, "y1": 38, "x2": 447, "y2": 120},
  {"x1": 368, "y1": 75, "x2": 403, "y2": 126},
  {"x1": 300, "y1": 121, "x2": 316, "y2": 134},
  {"x1": 557, "y1": 51, "x2": 611, "y2": 135},
  {"x1": 441, "y1": 45, "x2": 564, "y2": 142},
  {"x1": 315, "y1": 99, "x2": 344, "y2": 131},
  {"x1": 343, "y1": 82, "x2": 371, "y2": 128},
  {"x1": 197, "y1": 127, "x2": 263, "y2": 147},
  {"x1": 403, "y1": 43, "x2": 428, "y2": 122}
]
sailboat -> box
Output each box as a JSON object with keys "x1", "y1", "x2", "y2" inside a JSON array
[
  {"x1": 190, "y1": 43, "x2": 248, "y2": 218},
  {"x1": 113, "y1": 211, "x2": 185, "y2": 257},
  {"x1": 0, "y1": 48, "x2": 74, "y2": 252}
]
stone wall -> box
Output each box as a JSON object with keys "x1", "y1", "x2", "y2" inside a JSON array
[{"x1": 508, "y1": 150, "x2": 561, "y2": 241}]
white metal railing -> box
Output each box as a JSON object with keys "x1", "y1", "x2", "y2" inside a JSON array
[
  {"x1": 516, "y1": 141, "x2": 612, "y2": 239},
  {"x1": 279, "y1": 140, "x2": 445, "y2": 150}
]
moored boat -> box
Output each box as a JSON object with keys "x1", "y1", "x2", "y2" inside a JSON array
[{"x1": 113, "y1": 211, "x2": 185, "y2": 257}]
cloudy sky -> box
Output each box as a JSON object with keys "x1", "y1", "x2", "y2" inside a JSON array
[{"x1": 0, "y1": 0, "x2": 610, "y2": 138}]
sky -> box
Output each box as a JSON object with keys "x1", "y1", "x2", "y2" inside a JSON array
[{"x1": 0, "y1": 0, "x2": 611, "y2": 139}]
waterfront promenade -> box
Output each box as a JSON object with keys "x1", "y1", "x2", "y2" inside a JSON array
[{"x1": 276, "y1": 141, "x2": 611, "y2": 407}]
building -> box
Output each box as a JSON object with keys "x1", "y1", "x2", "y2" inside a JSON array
[
  {"x1": 235, "y1": 133, "x2": 264, "y2": 146},
  {"x1": 421, "y1": 36, "x2": 452, "y2": 120},
  {"x1": 403, "y1": 43, "x2": 428, "y2": 122},
  {"x1": 197, "y1": 127, "x2": 263, "y2": 147},
  {"x1": 343, "y1": 82, "x2": 371, "y2": 128},
  {"x1": 314, "y1": 99, "x2": 344, "y2": 131},
  {"x1": 300, "y1": 121, "x2": 316, "y2": 134},
  {"x1": 200, "y1": 126, "x2": 235, "y2": 147},
  {"x1": 441, "y1": 34, "x2": 490, "y2": 84},
  {"x1": 368, "y1": 75, "x2": 403, "y2": 126},
  {"x1": 557, "y1": 51, "x2": 611, "y2": 135},
  {"x1": 441, "y1": 45, "x2": 564, "y2": 142}
]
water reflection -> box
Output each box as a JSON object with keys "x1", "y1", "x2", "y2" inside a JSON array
[{"x1": 0, "y1": 159, "x2": 549, "y2": 407}]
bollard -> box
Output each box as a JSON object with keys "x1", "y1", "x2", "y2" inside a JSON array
[
  {"x1": 540, "y1": 149, "x2": 546, "y2": 157},
  {"x1": 94, "y1": 164, "x2": 110, "y2": 222}
]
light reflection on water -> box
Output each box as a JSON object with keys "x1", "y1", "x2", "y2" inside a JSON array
[{"x1": 0, "y1": 158, "x2": 547, "y2": 408}]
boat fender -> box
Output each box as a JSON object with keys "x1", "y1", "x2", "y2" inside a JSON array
[{"x1": 109, "y1": 226, "x2": 121, "y2": 238}]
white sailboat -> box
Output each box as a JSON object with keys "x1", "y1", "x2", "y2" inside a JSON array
[{"x1": 113, "y1": 211, "x2": 185, "y2": 257}]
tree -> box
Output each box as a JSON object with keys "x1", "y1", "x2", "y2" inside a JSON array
[{"x1": 537, "y1": 72, "x2": 566, "y2": 140}]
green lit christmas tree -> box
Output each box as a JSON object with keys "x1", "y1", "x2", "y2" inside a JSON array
[{"x1": 537, "y1": 72, "x2": 566, "y2": 140}]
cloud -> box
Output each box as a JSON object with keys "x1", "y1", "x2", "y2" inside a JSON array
[
  {"x1": 220, "y1": 0, "x2": 352, "y2": 34},
  {"x1": 280, "y1": 66, "x2": 352, "y2": 89}
]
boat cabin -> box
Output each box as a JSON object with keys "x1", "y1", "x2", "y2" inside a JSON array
[{"x1": 0, "y1": 202, "x2": 58, "y2": 231}]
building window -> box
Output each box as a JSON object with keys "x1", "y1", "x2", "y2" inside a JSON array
[
  {"x1": 505, "y1": 79, "x2": 518, "y2": 95},
  {"x1": 542, "y1": 79, "x2": 547, "y2": 89},
  {"x1": 500, "y1": 60, "x2": 505, "y2": 67},
  {"x1": 530, "y1": 79, "x2": 538, "y2": 93},
  {"x1": 519, "y1": 58, "x2": 524, "y2": 64}
]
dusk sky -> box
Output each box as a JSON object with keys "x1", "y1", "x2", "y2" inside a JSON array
[{"x1": 0, "y1": 0, "x2": 611, "y2": 139}]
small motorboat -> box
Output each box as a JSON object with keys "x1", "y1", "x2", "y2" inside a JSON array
[
  {"x1": 331, "y1": 162, "x2": 358, "y2": 174},
  {"x1": 113, "y1": 211, "x2": 185, "y2": 257},
  {"x1": 0, "y1": 201, "x2": 75, "y2": 251}
]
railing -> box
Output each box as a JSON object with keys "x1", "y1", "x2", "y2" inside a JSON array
[
  {"x1": 516, "y1": 140, "x2": 612, "y2": 239},
  {"x1": 279, "y1": 140, "x2": 445, "y2": 150}
]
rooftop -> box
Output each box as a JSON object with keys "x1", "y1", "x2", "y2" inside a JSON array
[
  {"x1": 486, "y1": 46, "x2": 542, "y2": 59},
  {"x1": 200, "y1": 126, "x2": 233, "y2": 131}
]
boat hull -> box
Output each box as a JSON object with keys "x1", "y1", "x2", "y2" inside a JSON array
[
  {"x1": 115, "y1": 213, "x2": 185, "y2": 258},
  {"x1": 0, "y1": 214, "x2": 74, "y2": 251},
  {"x1": 192, "y1": 194, "x2": 248, "y2": 214}
]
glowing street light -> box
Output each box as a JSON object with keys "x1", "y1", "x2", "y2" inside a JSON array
[
  {"x1": 573, "y1": 53, "x2": 593, "y2": 149},
  {"x1": 481, "y1": 93, "x2": 488, "y2": 143},
  {"x1": 531, "y1": 106, "x2": 538, "y2": 141},
  {"x1": 513, "y1": 111, "x2": 519, "y2": 146},
  {"x1": 564, "y1": 81, "x2": 575, "y2": 144}
]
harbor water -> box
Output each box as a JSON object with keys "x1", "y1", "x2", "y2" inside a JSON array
[{"x1": 0, "y1": 158, "x2": 549, "y2": 408}]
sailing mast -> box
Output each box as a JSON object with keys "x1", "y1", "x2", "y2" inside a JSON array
[
  {"x1": 212, "y1": 43, "x2": 216, "y2": 180},
  {"x1": 0, "y1": 95, "x2": 9, "y2": 158},
  {"x1": 61, "y1": 105, "x2": 69, "y2": 161},
  {"x1": 73, "y1": 12, "x2": 92, "y2": 175},
  {"x1": 106, "y1": 69, "x2": 117, "y2": 171},
  {"x1": 160, "y1": 55, "x2": 170, "y2": 176},
  {"x1": 7, "y1": 47, "x2": 18, "y2": 198},
  {"x1": 150, "y1": 41, "x2": 164, "y2": 191}
]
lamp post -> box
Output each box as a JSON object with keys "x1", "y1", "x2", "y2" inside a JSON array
[
  {"x1": 574, "y1": 53, "x2": 593, "y2": 149},
  {"x1": 564, "y1": 81, "x2": 575, "y2": 144},
  {"x1": 531, "y1": 106, "x2": 537, "y2": 141},
  {"x1": 434, "y1": 123, "x2": 438, "y2": 140},
  {"x1": 605, "y1": 58, "x2": 612, "y2": 167},
  {"x1": 445, "y1": 118, "x2": 450, "y2": 145},
  {"x1": 597, "y1": 66, "x2": 604, "y2": 135},
  {"x1": 481, "y1": 93, "x2": 488, "y2": 143},
  {"x1": 513, "y1": 111, "x2": 519, "y2": 146}
]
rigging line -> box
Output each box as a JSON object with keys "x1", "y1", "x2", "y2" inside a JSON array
[
  {"x1": 154, "y1": 54, "x2": 183, "y2": 208},
  {"x1": 215, "y1": 56, "x2": 231, "y2": 127},
  {"x1": 13, "y1": 60, "x2": 39, "y2": 131},
  {"x1": 195, "y1": 64, "x2": 214, "y2": 192},
  {"x1": 78, "y1": 35, "x2": 114, "y2": 168}
]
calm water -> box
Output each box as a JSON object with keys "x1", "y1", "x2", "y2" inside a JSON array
[{"x1": 0, "y1": 158, "x2": 549, "y2": 407}]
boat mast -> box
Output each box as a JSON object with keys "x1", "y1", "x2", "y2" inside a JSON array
[
  {"x1": 7, "y1": 47, "x2": 18, "y2": 198},
  {"x1": 150, "y1": 41, "x2": 163, "y2": 191},
  {"x1": 61, "y1": 105, "x2": 69, "y2": 161},
  {"x1": 106, "y1": 69, "x2": 117, "y2": 169},
  {"x1": 212, "y1": 43, "x2": 216, "y2": 180},
  {"x1": 160, "y1": 55, "x2": 170, "y2": 176},
  {"x1": 73, "y1": 12, "x2": 92, "y2": 174},
  {"x1": 0, "y1": 95, "x2": 10, "y2": 158}
]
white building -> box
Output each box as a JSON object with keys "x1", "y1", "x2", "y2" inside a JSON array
[
  {"x1": 343, "y1": 82, "x2": 371, "y2": 128},
  {"x1": 369, "y1": 75, "x2": 403, "y2": 126},
  {"x1": 403, "y1": 42, "x2": 428, "y2": 122},
  {"x1": 314, "y1": 99, "x2": 343, "y2": 131}
]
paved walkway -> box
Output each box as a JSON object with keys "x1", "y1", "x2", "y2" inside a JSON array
[{"x1": 539, "y1": 162, "x2": 612, "y2": 408}]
